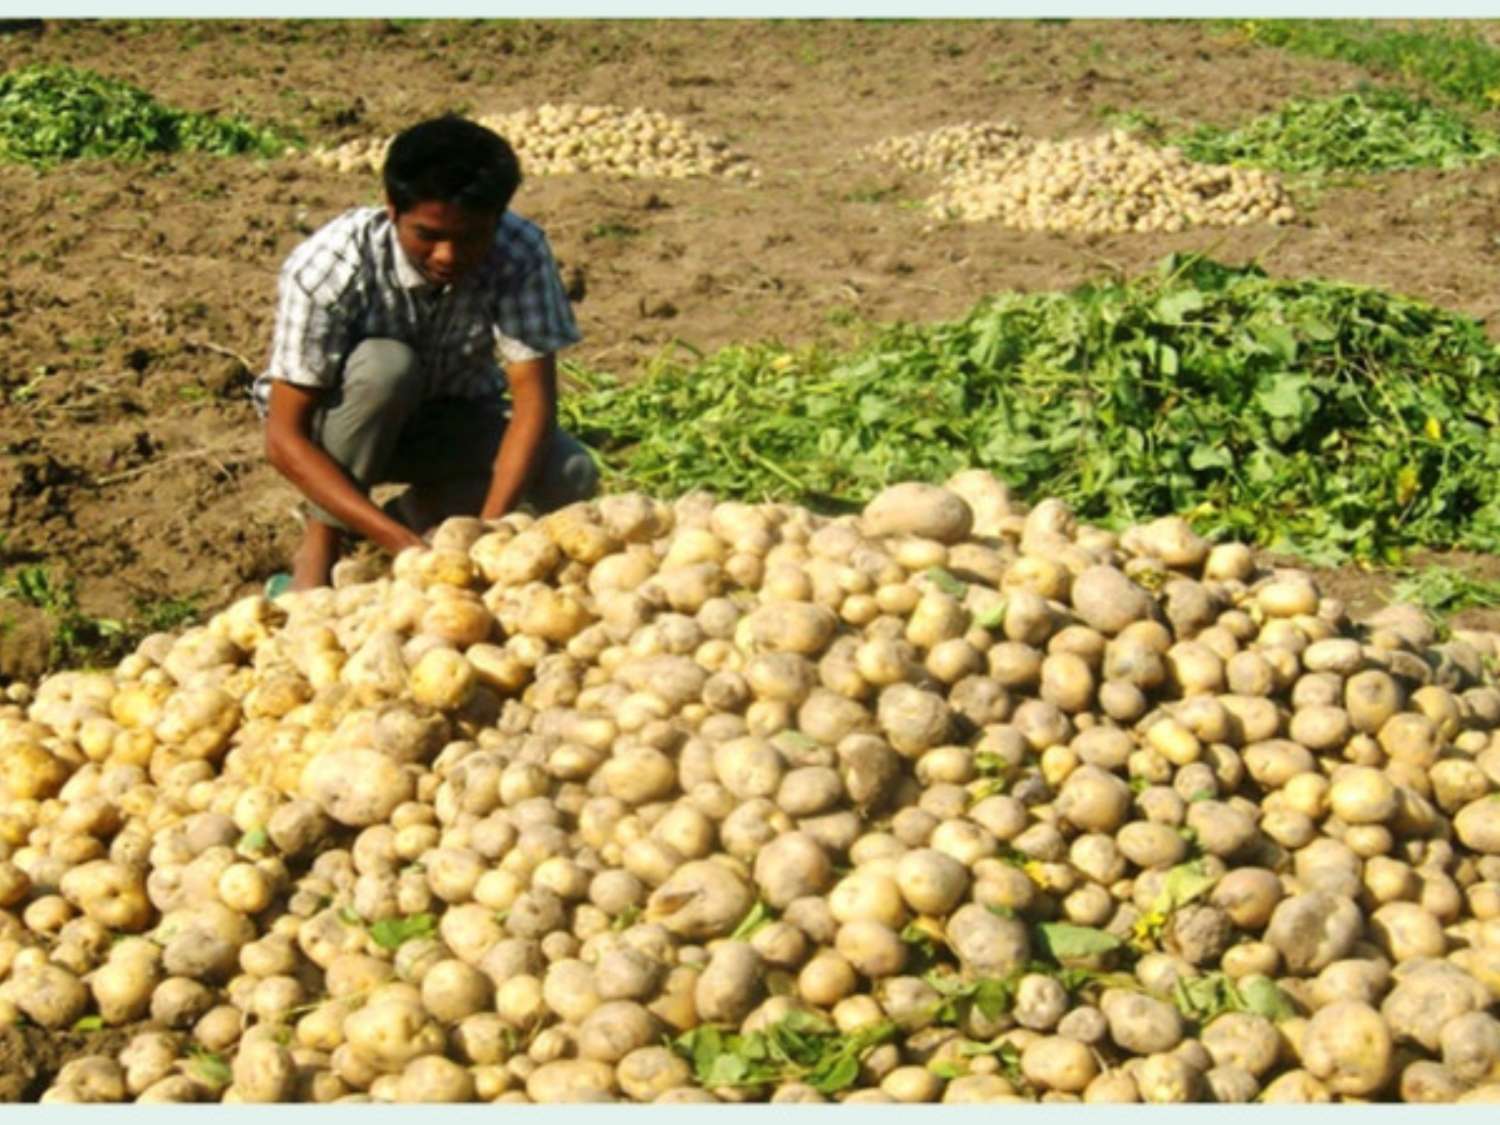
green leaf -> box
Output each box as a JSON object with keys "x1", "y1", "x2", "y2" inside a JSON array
[
  {"x1": 774, "y1": 730, "x2": 819, "y2": 754},
  {"x1": 929, "y1": 1060, "x2": 967, "y2": 1079},
  {"x1": 974, "y1": 600, "x2": 1007, "y2": 629},
  {"x1": 1034, "y1": 922, "x2": 1124, "y2": 962},
  {"x1": 367, "y1": 912, "x2": 437, "y2": 951},
  {"x1": 924, "y1": 567, "x2": 967, "y2": 598},
  {"x1": 187, "y1": 1048, "x2": 232, "y2": 1088},
  {"x1": 729, "y1": 900, "x2": 775, "y2": 941},
  {"x1": 972, "y1": 977, "x2": 1019, "y2": 1019},
  {"x1": 72, "y1": 1014, "x2": 105, "y2": 1032},
  {"x1": 236, "y1": 826, "x2": 269, "y2": 853},
  {"x1": 1156, "y1": 289, "x2": 1205, "y2": 324},
  {"x1": 1237, "y1": 975, "x2": 1299, "y2": 1022},
  {"x1": 1155, "y1": 859, "x2": 1220, "y2": 915},
  {"x1": 610, "y1": 904, "x2": 642, "y2": 932},
  {"x1": 705, "y1": 1051, "x2": 750, "y2": 1086},
  {"x1": 1188, "y1": 443, "x2": 1233, "y2": 472},
  {"x1": 807, "y1": 1051, "x2": 861, "y2": 1093},
  {"x1": 1255, "y1": 373, "x2": 1314, "y2": 419}
]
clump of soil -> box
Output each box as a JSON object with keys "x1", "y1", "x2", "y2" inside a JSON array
[{"x1": 0, "y1": 1023, "x2": 141, "y2": 1102}]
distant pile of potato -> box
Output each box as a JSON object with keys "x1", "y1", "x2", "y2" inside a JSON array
[
  {"x1": 866, "y1": 122, "x2": 1029, "y2": 176},
  {"x1": 2, "y1": 474, "x2": 1499, "y2": 1103},
  {"x1": 868, "y1": 122, "x2": 1296, "y2": 233},
  {"x1": 311, "y1": 104, "x2": 756, "y2": 182}
]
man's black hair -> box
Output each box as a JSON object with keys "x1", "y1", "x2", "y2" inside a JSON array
[{"x1": 383, "y1": 115, "x2": 522, "y2": 216}]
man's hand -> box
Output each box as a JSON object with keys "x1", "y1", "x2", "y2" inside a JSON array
[
  {"x1": 479, "y1": 354, "x2": 558, "y2": 521},
  {"x1": 264, "y1": 381, "x2": 425, "y2": 555}
]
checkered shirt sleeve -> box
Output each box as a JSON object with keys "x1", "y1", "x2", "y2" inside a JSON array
[
  {"x1": 265, "y1": 227, "x2": 362, "y2": 392},
  {"x1": 493, "y1": 221, "x2": 582, "y2": 365}
]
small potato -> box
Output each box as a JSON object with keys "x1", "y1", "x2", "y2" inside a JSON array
[
  {"x1": 1134, "y1": 1053, "x2": 1203, "y2": 1103},
  {"x1": 798, "y1": 951, "x2": 858, "y2": 1008},
  {"x1": 1301, "y1": 1001, "x2": 1394, "y2": 1096},
  {"x1": 835, "y1": 919, "x2": 907, "y2": 979},
  {"x1": 695, "y1": 942, "x2": 763, "y2": 1024},
  {"x1": 577, "y1": 1000, "x2": 659, "y2": 1064},
  {"x1": 1102, "y1": 990, "x2": 1183, "y2": 1055},
  {"x1": 397, "y1": 1055, "x2": 476, "y2": 1103},
  {"x1": 617, "y1": 1046, "x2": 693, "y2": 1102},
  {"x1": 10, "y1": 963, "x2": 88, "y2": 1029},
  {"x1": 420, "y1": 959, "x2": 492, "y2": 1023},
  {"x1": 894, "y1": 848, "x2": 969, "y2": 915},
  {"x1": 946, "y1": 904, "x2": 1029, "y2": 976},
  {"x1": 231, "y1": 1038, "x2": 296, "y2": 1103},
  {"x1": 525, "y1": 1059, "x2": 617, "y2": 1104},
  {"x1": 1021, "y1": 1036, "x2": 1099, "y2": 1092}
]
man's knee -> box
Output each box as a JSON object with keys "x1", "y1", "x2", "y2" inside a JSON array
[
  {"x1": 559, "y1": 446, "x2": 600, "y2": 504},
  {"x1": 535, "y1": 435, "x2": 599, "y2": 512},
  {"x1": 340, "y1": 338, "x2": 422, "y2": 412}
]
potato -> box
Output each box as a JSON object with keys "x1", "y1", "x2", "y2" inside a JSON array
[
  {"x1": 617, "y1": 1046, "x2": 693, "y2": 1102},
  {"x1": 647, "y1": 861, "x2": 755, "y2": 939},
  {"x1": 695, "y1": 942, "x2": 763, "y2": 1024},
  {"x1": 58, "y1": 859, "x2": 150, "y2": 931},
  {"x1": 300, "y1": 749, "x2": 414, "y2": 827},
  {"x1": 797, "y1": 950, "x2": 857, "y2": 1007},
  {"x1": 1102, "y1": 990, "x2": 1184, "y2": 1055},
  {"x1": 1021, "y1": 1036, "x2": 1099, "y2": 1092},
  {"x1": 1264, "y1": 892, "x2": 1364, "y2": 973},
  {"x1": 577, "y1": 1000, "x2": 660, "y2": 1063},
  {"x1": 862, "y1": 483, "x2": 973, "y2": 544},
  {"x1": 1301, "y1": 1001, "x2": 1394, "y2": 1096},
  {"x1": 525, "y1": 1059, "x2": 617, "y2": 1103},
  {"x1": 877, "y1": 684, "x2": 953, "y2": 757},
  {"x1": 835, "y1": 919, "x2": 907, "y2": 978},
  {"x1": 946, "y1": 904, "x2": 1029, "y2": 975},
  {"x1": 1456, "y1": 796, "x2": 1500, "y2": 855},
  {"x1": 1382, "y1": 964, "x2": 1489, "y2": 1052},
  {"x1": 4, "y1": 960, "x2": 87, "y2": 1029},
  {"x1": 231, "y1": 1038, "x2": 297, "y2": 1103},
  {"x1": 753, "y1": 832, "x2": 833, "y2": 908}
]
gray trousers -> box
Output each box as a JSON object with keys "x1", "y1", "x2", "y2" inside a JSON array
[{"x1": 306, "y1": 338, "x2": 599, "y2": 531}]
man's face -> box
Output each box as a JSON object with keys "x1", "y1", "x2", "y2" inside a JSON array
[{"x1": 388, "y1": 198, "x2": 501, "y2": 287}]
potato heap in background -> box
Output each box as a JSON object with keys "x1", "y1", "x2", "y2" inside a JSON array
[
  {"x1": 866, "y1": 121, "x2": 1030, "y2": 176},
  {"x1": 869, "y1": 123, "x2": 1296, "y2": 233},
  {"x1": 2, "y1": 474, "x2": 1500, "y2": 1104},
  {"x1": 311, "y1": 104, "x2": 756, "y2": 182}
]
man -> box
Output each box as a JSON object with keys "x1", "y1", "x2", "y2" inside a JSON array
[{"x1": 254, "y1": 114, "x2": 598, "y2": 591}]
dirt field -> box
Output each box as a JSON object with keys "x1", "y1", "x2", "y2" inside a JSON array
[{"x1": 4, "y1": 18, "x2": 1500, "y2": 681}]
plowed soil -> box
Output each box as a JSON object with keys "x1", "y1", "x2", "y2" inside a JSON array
[{"x1": 4, "y1": 18, "x2": 1500, "y2": 681}]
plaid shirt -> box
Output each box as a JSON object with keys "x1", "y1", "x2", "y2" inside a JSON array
[{"x1": 252, "y1": 206, "x2": 580, "y2": 415}]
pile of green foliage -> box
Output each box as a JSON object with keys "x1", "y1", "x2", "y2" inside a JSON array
[
  {"x1": 0, "y1": 63, "x2": 294, "y2": 167},
  {"x1": 562, "y1": 254, "x2": 1500, "y2": 564},
  {"x1": 1175, "y1": 86, "x2": 1500, "y2": 173},
  {"x1": 1235, "y1": 19, "x2": 1500, "y2": 111}
]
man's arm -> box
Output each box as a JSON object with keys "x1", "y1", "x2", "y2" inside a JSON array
[
  {"x1": 264, "y1": 381, "x2": 425, "y2": 554},
  {"x1": 478, "y1": 354, "x2": 557, "y2": 521}
]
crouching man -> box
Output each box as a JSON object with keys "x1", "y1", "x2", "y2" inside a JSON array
[{"x1": 254, "y1": 114, "x2": 598, "y2": 590}]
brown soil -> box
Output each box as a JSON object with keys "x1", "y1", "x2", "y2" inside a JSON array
[
  {"x1": 3, "y1": 18, "x2": 1500, "y2": 679},
  {"x1": 0, "y1": 1023, "x2": 142, "y2": 1101}
]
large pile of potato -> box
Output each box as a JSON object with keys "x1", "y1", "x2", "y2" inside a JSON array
[
  {"x1": 2, "y1": 474, "x2": 1499, "y2": 1103},
  {"x1": 868, "y1": 124, "x2": 1295, "y2": 233},
  {"x1": 312, "y1": 104, "x2": 756, "y2": 182}
]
